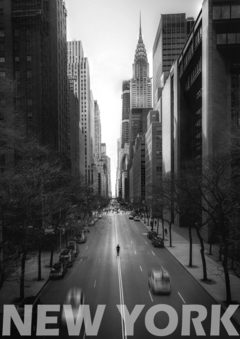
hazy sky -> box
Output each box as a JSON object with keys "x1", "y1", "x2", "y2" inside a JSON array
[{"x1": 65, "y1": 0, "x2": 203, "y2": 196}]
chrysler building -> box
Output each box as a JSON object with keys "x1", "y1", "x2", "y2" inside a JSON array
[{"x1": 130, "y1": 17, "x2": 152, "y2": 109}]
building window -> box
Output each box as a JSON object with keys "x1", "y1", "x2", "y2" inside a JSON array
[
  {"x1": 0, "y1": 57, "x2": 5, "y2": 63},
  {"x1": 15, "y1": 56, "x2": 20, "y2": 62},
  {"x1": 27, "y1": 70, "x2": 32, "y2": 78},
  {"x1": 27, "y1": 98, "x2": 32, "y2": 106},
  {"x1": 231, "y1": 5, "x2": 240, "y2": 18},
  {"x1": 217, "y1": 34, "x2": 227, "y2": 45},
  {"x1": 0, "y1": 71, "x2": 5, "y2": 78},
  {"x1": 228, "y1": 33, "x2": 236, "y2": 44},
  {"x1": 221, "y1": 6, "x2": 230, "y2": 19},
  {"x1": 27, "y1": 55, "x2": 31, "y2": 62},
  {"x1": 27, "y1": 83, "x2": 32, "y2": 92},
  {"x1": 0, "y1": 29, "x2": 4, "y2": 37},
  {"x1": 15, "y1": 71, "x2": 20, "y2": 79}
]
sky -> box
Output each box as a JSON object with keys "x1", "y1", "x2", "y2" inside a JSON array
[{"x1": 65, "y1": 0, "x2": 203, "y2": 196}]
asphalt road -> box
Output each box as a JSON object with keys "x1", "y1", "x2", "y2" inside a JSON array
[{"x1": 23, "y1": 213, "x2": 240, "y2": 338}]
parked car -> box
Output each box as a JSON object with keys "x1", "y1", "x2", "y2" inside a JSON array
[
  {"x1": 129, "y1": 215, "x2": 134, "y2": 220},
  {"x1": 78, "y1": 234, "x2": 87, "y2": 243},
  {"x1": 59, "y1": 248, "x2": 74, "y2": 267},
  {"x1": 148, "y1": 267, "x2": 171, "y2": 294},
  {"x1": 134, "y1": 216, "x2": 140, "y2": 221},
  {"x1": 50, "y1": 262, "x2": 67, "y2": 279},
  {"x1": 147, "y1": 231, "x2": 157, "y2": 239},
  {"x1": 67, "y1": 241, "x2": 79, "y2": 257},
  {"x1": 98, "y1": 215, "x2": 102, "y2": 219},
  {"x1": 16, "y1": 296, "x2": 42, "y2": 334},
  {"x1": 152, "y1": 236, "x2": 164, "y2": 248}
]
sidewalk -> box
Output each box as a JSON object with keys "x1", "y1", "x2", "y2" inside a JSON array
[
  {"x1": 0, "y1": 250, "x2": 60, "y2": 314},
  {"x1": 142, "y1": 218, "x2": 240, "y2": 327}
]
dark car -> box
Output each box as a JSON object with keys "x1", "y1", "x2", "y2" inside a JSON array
[
  {"x1": 50, "y1": 262, "x2": 67, "y2": 279},
  {"x1": 16, "y1": 296, "x2": 42, "y2": 334},
  {"x1": 67, "y1": 241, "x2": 79, "y2": 257},
  {"x1": 152, "y1": 236, "x2": 164, "y2": 248},
  {"x1": 147, "y1": 231, "x2": 157, "y2": 239},
  {"x1": 59, "y1": 248, "x2": 74, "y2": 267},
  {"x1": 129, "y1": 215, "x2": 134, "y2": 220},
  {"x1": 79, "y1": 234, "x2": 87, "y2": 243}
]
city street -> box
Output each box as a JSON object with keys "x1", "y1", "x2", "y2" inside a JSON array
[{"x1": 36, "y1": 214, "x2": 239, "y2": 338}]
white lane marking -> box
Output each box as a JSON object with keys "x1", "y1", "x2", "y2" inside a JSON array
[
  {"x1": 134, "y1": 250, "x2": 136, "y2": 255},
  {"x1": 131, "y1": 241, "x2": 133, "y2": 244},
  {"x1": 149, "y1": 291, "x2": 153, "y2": 302},
  {"x1": 178, "y1": 292, "x2": 186, "y2": 303},
  {"x1": 151, "y1": 251, "x2": 155, "y2": 256},
  {"x1": 94, "y1": 280, "x2": 96, "y2": 288},
  {"x1": 86, "y1": 246, "x2": 88, "y2": 250},
  {"x1": 115, "y1": 215, "x2": 127, "y2": 339},
  {"x1": 145, "y1": 241, "x2": 147, "y2": 244},
  {"x1": 99, "y1": 259, "x2": 101, "y2": 263},
  {"x1": 139, "y1": 266, "x2": 142, "y2": 272},
  {"x1": 79, "y1": 258, "x2": 82, "y2": 265}
]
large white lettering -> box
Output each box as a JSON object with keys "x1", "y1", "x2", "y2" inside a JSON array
[
  {"x1": 117, "y1": 304, "x2": 144, "y2": 335},
  {"x1": 210, "y1": 305, "x2": 239, "y2": 336},
  {"x1": 181, "y1": 305, "x2": 207, "y2": 336},
  {"x1": 2, "y1": 305, "x2": 32, "y2": 336},
  {"x1": 36, "y1": 305, "x2": 60, "y2": 336},
  {"x1": 64, "y1": 304, "x2": 106, "y2": 336},
  {"x1": 145, "y1": 304, "x2": 178, "y2": 336}
]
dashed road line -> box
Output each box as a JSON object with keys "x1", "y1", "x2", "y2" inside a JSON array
[
  {"x1": 151, "y1": 251, "x2": 155, "y2": 256},
  {"x1": 94, "y1": 280, "x2": 96, "y2": 288},
  {"x1": 79, "y1": 258, "x2": 82, "y2": 265},
  {"x1": 86, "y1": 246, "x2": 88, "y2": 250},
  {"x1": 149, "y1": 291, "x2": 153, "y2": 302},
  {"x1": 178, "y1": 292, "x2": 186, "y2": 303},
  {"x1": 139, "y1": 266, "x2": 142, "y2": 272},
  {"x1": 134, "y1": 250, "x2": 136, "y2": 254}
]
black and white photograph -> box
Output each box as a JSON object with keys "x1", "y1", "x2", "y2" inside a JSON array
[{"x1": 0, "y1": 0, "x2": 240, "y2": 337}]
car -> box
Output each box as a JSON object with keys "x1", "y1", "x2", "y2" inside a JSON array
[
  {"x1": 134, "y1": 216, "x2": 140, "y2": 221},
  {"x1": 79, "y1": 234, "x2": 87, "y2": 243},
  {"x1": 59, "y1": 248, "x2": 75, "y2": 267},
  {"x1": 129, "y1": 215, "x2": 134, "y2": 220},
  {"x1": 16, "y1": 296, "x2": 42, "y2": 334},
  {"x1": 151, "y1": 236, "x2": 164, "y2": 248},
  {"x1": 50, "y1": 262, "x2": 67, "y2": 279},
  {"x1": 147, "y1": 231, "x2": 157, "y2": 239},
  {"x1": 148, "y1": 267, "x2": 171, "y2": 294},
  {"x1": 61, "y1": 287, "x2": 85, "y2": 325},
  {"x1": 98, "y1": 215, "x2": 102, "y2": 219},
  {"x1": 67, "y1": 241, "x2": 79, "y2": 257}
]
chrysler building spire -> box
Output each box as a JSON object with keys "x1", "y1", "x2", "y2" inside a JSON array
[{"x1": 139, "y1": 12, "x2": 142, "y2": 40}]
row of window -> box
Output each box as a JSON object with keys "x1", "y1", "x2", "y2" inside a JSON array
[
  {"x1": 217, "y1": 33, "x2": 240, "y2": 45},
  {"x1": 213, "y1": 5, "x2": 240, "y2": 20},
  {"x1": 185, "y1": 57, "x2": 202, "y2": 91}
]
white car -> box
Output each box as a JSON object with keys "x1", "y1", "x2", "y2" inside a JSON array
[
  {"x1": 134, "y1": 216, "x2": 140, "y2": 221},
  {"x1": 148, "y1": 267, "x2": 171, "y2": 295},
  {"x1": 61, "y1": 287, "x2": 85, "y2": 325}
]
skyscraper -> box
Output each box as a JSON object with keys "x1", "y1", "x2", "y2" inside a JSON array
[
  {"x1": 153, "y1": 13, "x2": 194, "y2": 109},
  {"x1": 1, "y1": 0, "x2": 68, "y2": 153},
  {"x1": 130, "y1": 18, "x2": 152, "y2": 110},
  {"x1": 121, "y1": 80, "x2": 130, "y2": 148}
]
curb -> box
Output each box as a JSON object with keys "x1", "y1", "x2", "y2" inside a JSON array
[{"x1": 36, "y1": 276, "x2": 51, "y2": 298}]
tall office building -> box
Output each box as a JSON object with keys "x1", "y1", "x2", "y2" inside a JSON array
[
  {"x1": 94, "y1": 100, "x2": 101, "y2": 162},
  {"x1": 153, "y1": 13, "x2": 194, "y2": 109},
  {"x1": 67, "y1": 40, "x2": 85, "y2": 178},
  {"x1": 67, "y1": 41, "x2": 84, "y2": 99},
  {"x1": 130, "y1": 18, "x2": 152, "y2": 110},
  {"x1": 1, "y1": 0, "x2": 68, "y2": 153},
  {"x1": 121, "y1": 80, "x2": 130, "y2": 148}
]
